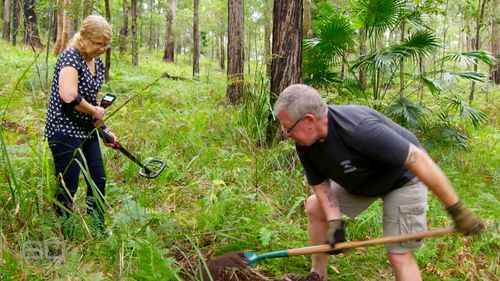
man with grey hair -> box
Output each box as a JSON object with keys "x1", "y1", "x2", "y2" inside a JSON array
[{"x1": 274, "y1": 84, "x2": 484, "y2": 281}]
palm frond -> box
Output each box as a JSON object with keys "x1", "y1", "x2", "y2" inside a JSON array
[
  {"x1": 420, "y1": 76, "x2": 442, "y2": 95},
  {"x1": 351, "y1": 49, "x2": 401, "y2": 72},
  {"x1": 304, "y1": 17, "x2": 356, "y2": 65},
  {"x1": 396, "y1": 6, "x2": 427, "y2": 30},
  {"x1": 392, "y1": 30, "x2": 440, "y2": 62},
  {"x1": 440, "y1": 125, "x2": 469, "y2": 148},
  {"x1": 355, "y1": 0, "x2": 407, "y2": 35},
  {"x1": 445, "y1": 97, "x2": 488, "y2": 128},
  {"x1": 386, "y1": 96, "x2": 427, "y2": 127},
  {"x1": 340, "y1": 76, "x2": 364, "y2": 98},
  {"x1": 443, "y1": 50, "x2": 496, "y2": 67},
  {"x1": 442, "y1": 71, "x2": 485, "y2": 83}
]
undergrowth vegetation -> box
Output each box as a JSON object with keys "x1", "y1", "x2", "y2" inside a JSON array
[{"x1": 0, "y1": 41, "x2": 499, "y2": 280}]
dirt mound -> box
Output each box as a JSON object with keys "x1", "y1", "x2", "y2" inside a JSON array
[{"x1": 179, "y1": 251, "x2": 323, "y2": 281}]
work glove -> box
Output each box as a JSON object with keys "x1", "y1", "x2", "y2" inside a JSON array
[
  {"x1": 326, "y1": 219, "x2": 346, "y2": 254},
  {"x1": 446, "y1": 200, "x2": 484, "y2": 235}
]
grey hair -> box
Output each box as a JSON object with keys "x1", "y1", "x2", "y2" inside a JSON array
[
  {"x1": 67, "y1": 15, "x2": 112, "y2": 50},
  {"x1": 273, "y1": 84, "x2": 328, "y2": 120}
]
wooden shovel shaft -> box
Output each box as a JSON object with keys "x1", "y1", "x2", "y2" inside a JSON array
[{"x1": 287, "y1": 227, "x2": 457, "y2": 257}]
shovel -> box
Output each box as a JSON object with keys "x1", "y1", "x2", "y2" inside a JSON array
[{"x1": 207, "y1": 227, "x2": 456, "y2": 269}]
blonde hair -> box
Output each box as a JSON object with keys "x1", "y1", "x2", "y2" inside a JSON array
[
  {"x1": 67, "y1": 15, "x2": 112, "y2": 51},
  {"x1": 274, "y1": 84, "x2": 328, "y2": 120}
]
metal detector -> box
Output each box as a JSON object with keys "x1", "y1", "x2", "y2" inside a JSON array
[{"x1": 96, "y1": 94, "x2": 165, "y2": 179}]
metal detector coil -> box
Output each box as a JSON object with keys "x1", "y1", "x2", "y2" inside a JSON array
[
  {"x1": 97, "y1": 94, "x2": 166, "y2": 179},
  {"x1": 139, "y1": 159, "x2": 166, "y2": 179}
]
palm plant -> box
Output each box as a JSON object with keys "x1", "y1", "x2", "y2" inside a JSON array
[
  {"x1": 303, "y1": 0, "x2": 491, "y2": 147},
  {"x1": 351, "y1": 30, "x2": 440, "y2": 107},
  {"x1": 385, "y1": 51, "x2": 493, "y2": 147},
  {"x1": 303, "y1": 10, "x2": 357, "y2": 90}
]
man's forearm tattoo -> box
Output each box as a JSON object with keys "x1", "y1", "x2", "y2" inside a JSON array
[{"x1": 324, "y1": 189, "x2": 338, "y2": 209}]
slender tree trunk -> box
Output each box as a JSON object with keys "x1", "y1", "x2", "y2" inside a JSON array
[
  {"x1": 219, "y1": 31, "x2": 225, "y2": 70},
  {"x1": 303, "y1": 0, "x2": 312, "y2": 38},
  {"x1": 3, "y1": 0, "x2": 11, "y2": 40},
  {"x1": 104, "y1": 0, "x2": 111, "y2": 82},
  {"x1": 54, "y1": 0, "x2": 71, "y2": 55},
  {"x1": 266, "y1": 0, "x2": 303, "y2": 145},
  {"x1": 193, "y1": 0, "x2": 200, "y2": 78},
  {"x1": 359, "y1": 28, "x2": 367, "y2": 92},
  {"x1": 131, "y1": 0, "x2": 138, "y2": 66},
  {"x1": 490, "y1": 3, "x2": 499, "y2": 84},
  {"x1": 246, "y1": 28, "x2": 251, "y2": 75},
  {"x1": 399, "y1": 22, "x2": 405, "y2": 96},
  {"x1": 418, "y1": 55, "x2": 425, "y2": 104},
  {"x1": 23, "y1": 0, "x2": 42, "y2": 48},
  {"x1": 120, "y1": 0, "x2": 129, "y2": 53},
  {"x1": 226, "y1": 0, "x2": 244, "y2": 104},
  {"x1": 263, "y1": 0, "x2": 272, "y2": 76},
  {"x1": 469, "y1": 0, "x2": 488, "y2": 103},
  {"x1": 12, "y1": 0, "x2": 19, "y2": 45},
  {"x1": 163, "y1": 0, "x2": 177, "y2": 62},
  {"x1": 148, "y1": 0, "x2": 153, "y2": 50}
]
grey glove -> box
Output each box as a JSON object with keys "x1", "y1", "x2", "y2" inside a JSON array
[
  {"x1": 446, "y1": 200, "x2": 484, "y2": 235},
  {"x1": 326, "y1": 219, "x2": 346, "y2": 255}
]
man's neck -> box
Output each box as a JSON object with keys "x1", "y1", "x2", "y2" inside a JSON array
[{"x1": 317, "y1": 115, "x2": 329, "y2": 142}]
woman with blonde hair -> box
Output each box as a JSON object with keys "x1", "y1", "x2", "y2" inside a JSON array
[{"x1": 44, "y1": 15, "x2": 116, "y2": 234}]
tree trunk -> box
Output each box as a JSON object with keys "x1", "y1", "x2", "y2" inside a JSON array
[
  {"x1": 263, "y1": 0, "x2": 272, "y2": 76},
  {"x1": 131, "y1": 0, "x2": 138, "y2": 66},
  {"x1": 104, "y1": 0, "x2": 111, "y2": 82},
  {"x1": 303, "y1": 0, "x2": 312, "y2": 38},
  {"x1": 119, "y1": 0, "x2": 129, "y2": 53},
  {"x1": 399, "y1": 22, "x2": 405, "y2": 96},
  {"x1": 418, "y1": 55, "x2": 425, "y2": 104},
  {"x1": 54, "y1": 0, "x2": 71, "y2": 55},
  {"x1": 219, "y1": 31, "x2": 225, "y2": 70},
  {"x1": 12, "y1": 0, "x2": 19, "y2": 45},
  {"x1": 163, "y1": 0, "x2": 177, "y2": 62},
  {"x1": 469, "y1": 0, "x2": 488, "y2": 103},
  {"x1": 266, "y1": 0, "x2": 303, "y2": 145},
  {"x1": 193, "y1": 0, "x2": 200, "y2": 78},
  {"x1": 226, "y1": 0, "x2": 244, "y2": 104},
  {"x1": 148, "y1": 0, "x2": 153, "y2": 50},
  {"x1": 359, "y1": 28, "x2": 367, "y2": 92},
  {"x1": 490, "y1": 5, "x2": 499, "y2": 84},
  {"x1": 3, "y1": 0, "x2": 10, "y2": 40},
  {"x1": 23, "y1": 0, "x2": 42, "y2": 48},
  {"x1": 246, "y1": 29, "x2": 251, "y2": 75}
]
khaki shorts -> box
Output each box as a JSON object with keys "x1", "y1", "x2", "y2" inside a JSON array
[{"x1": 331, "y1": 178, "x2": 428, "y2": 253}]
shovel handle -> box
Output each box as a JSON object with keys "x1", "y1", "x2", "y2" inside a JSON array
[{"x1": 287, "y1": 227, "x2": 457, "y2": 257}]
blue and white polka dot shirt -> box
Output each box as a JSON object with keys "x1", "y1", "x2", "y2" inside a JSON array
[{"x1": 44, "y1": 48, "x2": 104, "y2": 139}]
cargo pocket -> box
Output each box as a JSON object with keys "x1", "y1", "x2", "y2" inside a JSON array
[{"x1": 398, "y1": 202, "x2": 427, "y2": 248}]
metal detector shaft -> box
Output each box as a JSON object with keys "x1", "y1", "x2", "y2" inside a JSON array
[
  {"x1": 98, "y1": 128, "x2": 150, "y2": 172},
  {"x1": 115, "y1": 145, "x2": 151, "y2": 173}
]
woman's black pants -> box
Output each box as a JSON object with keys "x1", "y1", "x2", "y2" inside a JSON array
[{"x1": 48, "y1": 133, "x2": 106, "y2": 219}]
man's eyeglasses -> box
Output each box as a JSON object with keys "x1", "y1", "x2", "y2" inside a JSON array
[
  {"x1": 282, "y1": 117, "x2": 303, "y2": 135},
  {"x1": 89, "y1": 38, "x2": 110, "y2": 48}
]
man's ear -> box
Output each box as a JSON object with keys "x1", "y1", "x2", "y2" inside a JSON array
[{"x1": 303, "y1": 113, "x2": 316, "y2": 122}]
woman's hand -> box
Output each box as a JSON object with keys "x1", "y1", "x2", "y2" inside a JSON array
[
  {"x1": 93, "y1": 106, "x2": 106, "y2": 119},
  {"x1": 103, "y1": 128, "x2": 117, "y2": 147}
]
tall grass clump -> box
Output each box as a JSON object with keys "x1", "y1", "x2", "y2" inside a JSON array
[{"x1": 236, "y1": 73, "x2": 272, "y2": 146}]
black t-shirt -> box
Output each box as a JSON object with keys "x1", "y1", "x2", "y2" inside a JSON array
[
  {"x1": 44, "y1": 48, "x2": 104, "y2": 139},
  {"x1": 297, "y1": 105, "x2": 421, "y2": 197}
]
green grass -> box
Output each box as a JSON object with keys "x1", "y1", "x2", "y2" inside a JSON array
[{"x1": 0, "y1": 39, "x2": 499, "y2": 280}]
